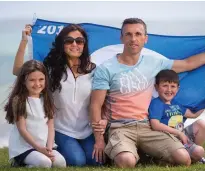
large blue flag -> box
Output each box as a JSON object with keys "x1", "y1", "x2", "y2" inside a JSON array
[{"x1": 32, "y1": 18, "x2": 205, "y2": 111}]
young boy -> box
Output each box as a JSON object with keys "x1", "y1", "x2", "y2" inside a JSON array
[{"x1": 149, "y1": 69, "x2": 205, "y2": 163}]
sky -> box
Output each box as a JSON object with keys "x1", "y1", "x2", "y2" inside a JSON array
[
  {"x1": 0, "y1": 1, "x2": 205, "y2": 57},
  {"x1": 1, "y1": 1, "x2": 205, "y2": 21}
]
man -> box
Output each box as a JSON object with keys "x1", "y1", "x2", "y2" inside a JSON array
[{"x1": 90, "y1": 18, "x2": 205, "y2": 168}]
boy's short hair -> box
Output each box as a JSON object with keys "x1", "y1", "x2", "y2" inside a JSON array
[{"x1": 156, "y1": 69, "x2": 179, "y2": 85}]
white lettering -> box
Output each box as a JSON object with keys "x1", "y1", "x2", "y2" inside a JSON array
[
  {"x1": 37, "y1": 25, "x2": 65, "y2": 35},
  {"x1": 37, "y1": 25, "x2": 47, "y2": 34},
  {"x1": 47, "y1": 25, "x2": 56, "y2": 34},
  {"x1": 119, "y1": 68, "x2": 149, "y2": 94}
]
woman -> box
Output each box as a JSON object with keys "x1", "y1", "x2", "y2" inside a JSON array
[{"x1": 13, "y1": 24, "x2": 105, "y2": 166}]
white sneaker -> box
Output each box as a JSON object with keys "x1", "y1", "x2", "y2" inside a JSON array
[{"x1": 199, "y1": 157, "x2": 205, "y2": 164}]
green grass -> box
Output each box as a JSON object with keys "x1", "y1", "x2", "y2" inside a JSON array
[{"x1": 0, "y1": 148, "x2": 205, "y2": 171}]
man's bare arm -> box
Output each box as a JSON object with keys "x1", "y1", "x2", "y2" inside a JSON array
[
  {"x1": 90, "y1": 89, "x2": 107, "y2": 163},
  {"x1": 184, "y1": 109, "x2": 204, "y2": 118},
  {"x1": 90, "y1": 89, "x2": 107, "y2": 141},
  {"x1": 172, "y1": 52, "x2": 205, "y2": 73}
]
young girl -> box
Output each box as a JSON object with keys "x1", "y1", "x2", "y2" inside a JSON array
[{"x1": 4, "y1": 60, "x2": 66, "y2": 168}]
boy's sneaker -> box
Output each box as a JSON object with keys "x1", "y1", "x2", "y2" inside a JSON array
[{"x1": 199, "y1": 157, "x2": 205, "y2": 164}]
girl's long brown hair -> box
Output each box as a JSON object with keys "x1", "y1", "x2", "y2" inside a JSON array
[{"x1": 4, "y1": 60, "x2": 54, "y2": 124}]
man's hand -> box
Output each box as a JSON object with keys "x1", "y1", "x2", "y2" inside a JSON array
[{"x1": 92, "y1": 138, "x2": 106, "y2": 164}]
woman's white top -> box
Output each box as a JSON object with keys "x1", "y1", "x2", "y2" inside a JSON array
[
  {"x1": 53, "y1": 67, "x2": 93, "y2": 139},
  {"x1": 9, "y1": 97, "x2": 49, "y2": 159}
]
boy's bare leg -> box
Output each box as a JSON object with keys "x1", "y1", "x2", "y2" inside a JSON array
[{"x1": 193, "y1": 119, "x2": 205, "y2": 145}]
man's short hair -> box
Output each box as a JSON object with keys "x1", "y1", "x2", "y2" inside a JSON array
[
  {"x1": 156, "y1": 69, "x2": 179, "y2": 86},
  {"x1": 121, "y1": 18, "x2": 147, "y2": 35}
]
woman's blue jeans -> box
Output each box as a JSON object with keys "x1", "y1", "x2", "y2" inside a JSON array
[{"x1": 55, "y1": 131, "x2": 97, "y2": 166}]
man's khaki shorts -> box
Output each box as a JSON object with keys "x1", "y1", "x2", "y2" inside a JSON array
[{"x1": 104, "y1": 123, "x2": 184, "y2": 163}]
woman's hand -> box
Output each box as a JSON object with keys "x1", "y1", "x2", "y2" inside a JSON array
[{"x1": 92, "y1": 119, "x2": 108, "y2": 135}]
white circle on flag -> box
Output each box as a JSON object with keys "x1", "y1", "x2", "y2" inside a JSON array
[{"x1": 91, "y1": 44, "x2": 167, "y2": 66}]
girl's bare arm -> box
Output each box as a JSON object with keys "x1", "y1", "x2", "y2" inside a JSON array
[{"x1": 13, "y1": 25, "x2": 32, "y2": 76}]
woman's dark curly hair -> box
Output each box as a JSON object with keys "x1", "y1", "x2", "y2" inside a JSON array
[{"x1": 43, "y1": 24, "x2": 96, "y2": 92}]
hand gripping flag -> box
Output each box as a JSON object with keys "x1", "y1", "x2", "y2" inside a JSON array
[{"x1": 31, "y1": 18, "x2": 205, "y2": 113}]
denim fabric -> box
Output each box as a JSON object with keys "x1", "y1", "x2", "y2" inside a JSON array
[{"x1": 55, "y1": 131, "x2": 97, "y2": 166}]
